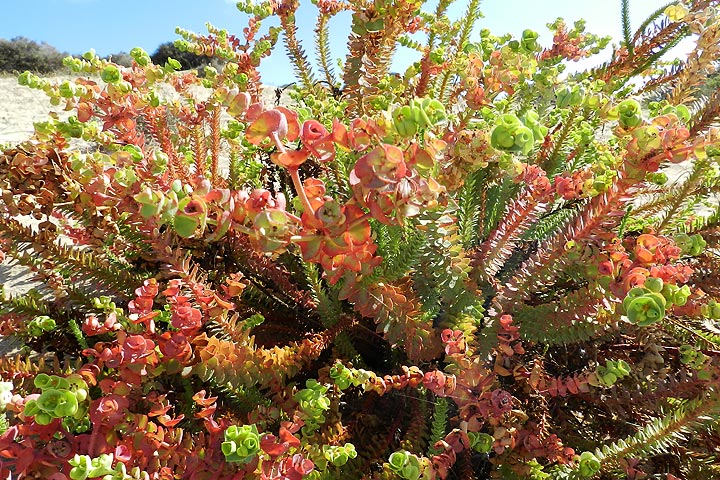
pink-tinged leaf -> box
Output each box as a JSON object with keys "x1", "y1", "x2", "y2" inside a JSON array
[
  {"x1": 548, "y1": 379, "x2": 558, "y2": 397},
  {"x1": 310, "y1": 138, "x2": 336, "y2": 162},
  {"x1": 369, "y1": 197, "x2": 394, "y2": 225},
  {"x1": 246, "y1": 102, "x2": 264, "y2": 121},
  {"x1": 228, "y1": 91, "x2": 251, "y2": 117},
  {"x1": 246, "y1": 109, "x2": 288, "y2": 145},
  {"x1": 303, "y1": 178, "x2": 326, "y2": 198},
  {"x1": 204, "y1": 188, "x2": 230, "y2": 203},
  {"x1": 409, "y1": 143, "x2": 434, "y2": 169},
  {"x1": 566, "y1": 377, "x2": 579, "y2": 395},
  {"x1": 349, "y1": 119, "x2": 372, "y2": 150},
  {"x1": 301, "y1": 119, "x2": 328, "y2": 142},
  {"x1": 148, "y1": 404, "x2": 171, "y2": 417},
  {"x1": 302, "y1": 120, "x2": 335, "y2": 162},
  {"x1": 275, "y1": 106, "x2": 300, "y2": 141},
  {"x1": 192, "y1": 390, "x2": 218, "y2": 406},
  {"x1": 382, "y1": 144, "x2": 405, "y2": 164},
  {"x1": 578, "y1": 379, "x2": 591, "y2": 393}
]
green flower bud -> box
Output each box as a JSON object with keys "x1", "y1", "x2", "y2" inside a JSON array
[
  {"x1": 491, "y1": 124, "x2": 516, "y2": 149},
  {"x1": 130, "y1": 47, "x2": 151, "y2": 66},
  {"x1": 522, "y1": 110, "x2": 548, "y2": 142},
  {"x1": 67, "y1": 375, "x2": 89, "y2": 403},
  {"x1": 100, "y1": 65, "x2": 122, "y2": 84},
  {"x1": 69, "y1": 454, "x2": 92, "y2": 480},
  {"x1": 618, "y1": 99, "x2": 642, "y2": 129},
  {"x1": 578, "y1": 451, "x2": 601, "y2": 477},
  {"x1": 689, "y1": 234, "x2": 706, "y2": 256},
  {"x1": 329, "y1": 363, "x2": 352, "y2": 390},
  {"x1": 556, "y1": 84, "x2": 584, "y2": 108},
  {"x1": 635, "y1": 125, "x2": 662, "y2": 151},
  {"x1": 419, "y1": 98, "x2": 446, "y2": 125},
  {"x1": 644, "y1": 277, "x2": 663, "y2": 293},
  {"x1": 595, "y1": 366, "x2": 617, "y2": 386},
  {"x1": 649, "y1": 172, "x2": 668, "y2": 185},
  {"x1": 24, "y1": 399, "x2": 40, "y2": 417},
  {"x1": 37, "y1": 388, "x2": 79, "y2": 418},
  {"x1": 392, "y1": 105, "x2": 418, "y2": 137},
  {"x1": 613, "y1": 359, "x2": 630, "y2": 376},
  {"x1": 675, "y1": 104, "x2": 691, "y2": 123},
  {"x1": 59, "y1": 81, "x2": 76, "y2": 98},
  {"x1": 88, "y1": 453, "x2": 114, "y2": 477},
  {"x1": 166, "y1": 58, "x2": 182, "y2": 71},
  {"x1": 33, "y1": 373, "x2": 52, "y2": 390},
  {"x1": 490, "y1": 114, "x2": 536, "y2": 154},
  {"x1": 35, "y1": 411, "x2": 54, "y2": 425},
  {"x1": 222, "y1": 424, "x2": 261, "y2": 463},
  {"x1": 17, "y1": 71, "x2": 32, "y2": 86},
  {"x1": 513, "y1": 125, "x2": 534, "y2": 154},
  {"x1": 702, "y1": 300, "x2": 720, "y2": 319},
  {"x1": 520, "y1": 29, "x2": 539, "y2": 52},
  {"x1": 674, "y1": 233, "x2": 693, "y2": 253},
  {"x1": 469, "y1": 432, "x2": 494, "y2": 453},
  {"x1": 323, "y1": 443, "x2": 357, "y2": 467},
  {"x1": 679, "y1": 344, "x2": 696, "y2": 365},
  {"x1": 626, "y1": 292, "x2": 666, "y2": 326},
  {"x1": 388, "y1": 451, "x2": 421, "y2": 480},
  {"x1": 673, "y1": 285, "x2": 691, "y2": 306},
  {"x1": 82, "y1": 49, "x2": 97, "y2": 61}
]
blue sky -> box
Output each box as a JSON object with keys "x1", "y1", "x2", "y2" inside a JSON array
[{"x1": 1, "y1": 0, "x2": 678, "y2": 85}]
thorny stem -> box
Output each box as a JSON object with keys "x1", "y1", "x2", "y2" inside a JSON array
[
  {"x1": 666, "y1": 316, "x2": 720, "y2": 350},
  {"x1": 602, "y1": 343, "x2": 720, "y2": 357}
]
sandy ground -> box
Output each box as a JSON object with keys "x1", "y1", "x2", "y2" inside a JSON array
[
  {"x1": 0, "y1": 74, "x2": 289, "y2": 145},
  {"x1": 0, "y1": 75, "x2": 69, "y2": 145}
]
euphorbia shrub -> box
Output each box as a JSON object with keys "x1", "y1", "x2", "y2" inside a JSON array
[{"x1": 1, "y1": 0, "x2": 720, "y2": 479}]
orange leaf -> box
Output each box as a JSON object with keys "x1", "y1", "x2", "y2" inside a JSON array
[
  {"x1": 271, "y1": 149, "x2": 310, "y2": 168},
  {"x1": 77, "y1": 102, "x2": 93, "y2": 123},
  {"x1": 194, "y1": 404, "x2": 217, "y2": 419},
  {"x1": 157, "y1": 414, "x2": 185, "y2": 427}
]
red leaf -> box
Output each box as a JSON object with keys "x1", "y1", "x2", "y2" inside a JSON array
[
  {"x1": 260, "y1": 434, "x2": 287, "y2": 457},
  {"x1": 279, "y1": 425, "x2": 301, "y2": 448}
]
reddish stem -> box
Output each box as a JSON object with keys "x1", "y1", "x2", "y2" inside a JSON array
[{"x1": 270, "y1": 132, "x2": 316, "y2": 217}]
